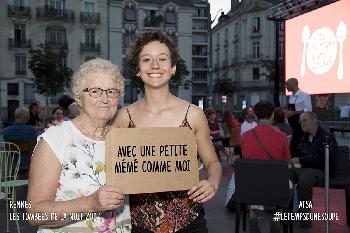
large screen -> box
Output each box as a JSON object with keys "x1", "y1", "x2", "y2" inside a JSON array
[{"x1": 285, "y1": 0, "x2": 350, "y2": 95}]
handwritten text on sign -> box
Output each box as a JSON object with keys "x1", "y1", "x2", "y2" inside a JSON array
[{"x1": 106, "y1": 127, "x2": 199, "y2": 194}]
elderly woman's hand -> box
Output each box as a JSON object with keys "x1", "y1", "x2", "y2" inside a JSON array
[
  {"x1": 187, "y1": 180, "x2": 217, "y2": 203},
  {"x1": 88, "y1": 185, "x2": 125, "y2": 212}
]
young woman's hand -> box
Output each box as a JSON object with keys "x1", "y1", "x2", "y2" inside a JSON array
[{"x1": 187, "y1": 180, "x2": 217, "y2": 203}]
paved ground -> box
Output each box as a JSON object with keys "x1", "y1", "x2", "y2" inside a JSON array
[{"x1": 1, "y1": 160, "x2": 349, "y2": 233}]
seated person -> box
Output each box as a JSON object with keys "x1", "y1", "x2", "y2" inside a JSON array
[
  {"x1": 242, "y1": 100, "x2": 291, "y2": 233},
  {"x1": 47, "y1": 107, "x2": 64, "y2": 127},
  {"x1": 207, "y1": 110, "x2": 230, "y2": 162},
  {"x1": 240, "y1": 108, "x2": 257, "y2": 136},
  {"x1": 273, "y1": 107, "x2": 292, "y2": 136},
  {"x1": 3, "y1": 107, "x2": 37, "y2": 175},
  {"x1": 290, "y1": 112, "x2": 337, "y2": 228}
]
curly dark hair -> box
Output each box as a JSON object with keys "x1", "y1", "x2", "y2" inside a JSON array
[
  {"x1": 126, "y1": 31, "x2": 179, "y2": 76},
  {"x1": 254, "y1": 100, "x2": 275, "y2": 120}
]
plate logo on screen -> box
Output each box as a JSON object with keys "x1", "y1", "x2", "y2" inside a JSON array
[{"x1": 300, "y1": 21, "x2": 347, "y2": 80}]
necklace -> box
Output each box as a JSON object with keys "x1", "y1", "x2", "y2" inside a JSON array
[{"x1": 75, "y1": 119, "x2": 110, "y2": 139}]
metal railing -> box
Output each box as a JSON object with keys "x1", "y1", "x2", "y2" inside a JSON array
[
  {"x1": 80, "y1": 12, "x2": 100, "y2": 24},
  {"x1": 8, "y1": 38, "x2": 31, "y2": 49},
  {"x1": 45, "y1": 41, "x2": 68, "y2": 50},
  {"x1": 8, "y1": 5, "x2": 31, "y2": 18},
  {"x1": 80, "y1": 43, "x2": 101, "y2": 52},
  {"x1": 36, "y1": 6, "x2": 74, "y2": 22}
]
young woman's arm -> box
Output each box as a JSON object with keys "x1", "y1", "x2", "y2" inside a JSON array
[{"x1": 187, "y1": 106, "x2": 222, "y2": 203}]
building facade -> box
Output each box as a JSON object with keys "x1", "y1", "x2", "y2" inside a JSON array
[
  {"x1": 108, "y1": 0, "x2": 210, "y2": 106},
  {"x1": 211, "y1": 0, "x2": 284, "y2": 110},
  {"x1": 0, "y1": 0, "x2": 108, "y2": 122}
]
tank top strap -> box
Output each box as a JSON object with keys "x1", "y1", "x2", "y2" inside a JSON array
[
  {"x1": 180, "y1": 104, "x2": 192, "y2": 129},
  {"x1": 126, "y1": 107, "x2": 136, "y2": 128}
]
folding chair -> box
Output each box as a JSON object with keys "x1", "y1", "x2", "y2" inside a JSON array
[
  {"x1": 234, "y1": 159, "x2": 293, "y2": 233},
  {"x1": 0, "y1": 142, "x2": 29, "y2": 233}
]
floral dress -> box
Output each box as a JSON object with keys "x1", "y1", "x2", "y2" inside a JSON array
[{"x1": 37, "y1": 121, "x2": 131, "y2": 233}]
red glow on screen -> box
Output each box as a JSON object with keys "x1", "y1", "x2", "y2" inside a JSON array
[{"x1": 285, "y1": 0, "x2": 350, "y2": 95}]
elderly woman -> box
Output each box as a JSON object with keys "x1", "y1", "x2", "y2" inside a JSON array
[
  {"x1": 114, "y1": 31, "x2": 221, "y2": 233},
  {"x1": 27, "y1": 58, "x2": 131, "y2": 233}
]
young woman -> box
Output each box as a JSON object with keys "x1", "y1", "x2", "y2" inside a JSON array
[{"x1": 113, "y1": 31, "x2": 222, "y2": 233}]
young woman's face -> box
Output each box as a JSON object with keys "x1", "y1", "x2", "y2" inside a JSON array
[{"x1": 137, "y1": 41, "x2": 176, "y2": 88}]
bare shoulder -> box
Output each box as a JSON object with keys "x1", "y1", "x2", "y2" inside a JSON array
[
  {"x1": 112, "y1": 106, "x2": 130, "y2": 128},
  {"x1": 185, "y1": 103, "x2": 207, "y2": 130}
]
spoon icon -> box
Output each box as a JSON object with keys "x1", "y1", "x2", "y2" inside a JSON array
[
  {"x1": 336, "y1": 21, "x2": 347, "y2": 80},
  {"x1": 301, "y1": 25, "x2": 310, "y2": 77}
]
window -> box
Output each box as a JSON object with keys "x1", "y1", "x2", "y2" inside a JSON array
[
  {"x1": 14, "y1": 24, "x2": 25, "y2": 45},
  {"x1": 125, "y1": 7, "x2": 136, "y2": 21},
  {"x1": 24, "y1": 83, "x2": 34, "y2": 104},
  {"x1": 234, "y1": 22, "x2": 239, "y2": 37},
  {"x1": 46, "y1": 27, "x2": 67, "y2": 47},
  {"x1": 8, "y1": 83, "x2": 19, "y2": 95},
  {"x1": 15, "y1": 53, "x2": 26, "y2": 75},
  {"x1": 165, "y1": 11, "x2": 176, "y2": 24},
  {"x1": 225, "y1": 28, "x2": 228, "y2": 41},
  {"x1": 252, "y1": 17, "x2": 260, "y2": 33},
  {"x1": 216, "y1": 52, "x2": 220, "y2": 65},
  {"x1": 14, "y1": 0, "x2": 24, "y2": 7},
  {"x1": 48, "y1": 0, "x2": 65, "y2": 10},
  {"x1": 84, "y1": 1, "x2": 95, "y2": 15},
  {"x1": 234, "y1": 44, "x2": 238, "y2": 58},
  {"x1": 144, "y1": 10, "x2": 159, "y2": 27},
  {"x1": 224, "y1": 50, "x2": 228, "y2": 61},
  {"x1": 253, "y1": 42, "x2": 260, "y2": 59},
  {"x1": 196, "y1": 8, "x2": 208, "y2": 17},
  {"x1": 85, "y1": 28, "x2": 95, "y2": 45},
  {"x1": 253, "y1": 67, "x2": 260, "y2": 80}
]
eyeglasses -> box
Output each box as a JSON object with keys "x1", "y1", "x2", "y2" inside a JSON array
[{"x1": 82, "y1": 88, "x2": 120, "y2": 99}]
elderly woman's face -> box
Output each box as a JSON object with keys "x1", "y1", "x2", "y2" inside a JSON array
[{"x1": 78, "y1": 72, "x2": 120, "y2": 122}]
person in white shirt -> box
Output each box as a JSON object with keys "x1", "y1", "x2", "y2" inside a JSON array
[
  {"x1": 285, "y1": 77, "x2": 312, "y2": 157},
  {"x1": 240, "y1": 108, "x2": 257, "y2": 136}
]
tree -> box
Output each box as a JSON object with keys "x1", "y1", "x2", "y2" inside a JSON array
[
  {"x1": 170, "y1": 58, "x2": 189, "y2": 88},
  {"x1": 213, "y1": 78, "x2": 235, "y2": 96},
  {"x1": 28, "y1": 44, "x2": 73, "y2": 120},
  {"x1": 130, "y1": 57, "x2": 189, "y2": 92},
  {"x1": 261, "y1": 60, "x2": 285, "y2": 82}
]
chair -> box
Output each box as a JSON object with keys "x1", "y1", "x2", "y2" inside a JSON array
[
  {"x1": 0, "y1": 142, "x2": 29, "y2": 233},
  {"x1": 316, "y1": 144, "x2": 350, "y2": 226},
  {"x1": 234, "y1": 158, "x2": 293, "y2": 233},
  {"x1": 6, "y1": 140, "x2": 36, "y2": 178}
]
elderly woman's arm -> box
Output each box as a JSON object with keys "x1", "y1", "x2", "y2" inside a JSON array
[
  {"x1": 187, "y1": 106, "x2": 222, "y2": 203},
  {"x1": 26, "y1": 140, "x2": 125, "y2": 228}
]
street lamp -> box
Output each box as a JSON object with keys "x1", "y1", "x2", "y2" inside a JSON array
[{"x1": 208, "y1": 8, "x2": 223, "y2": 107}]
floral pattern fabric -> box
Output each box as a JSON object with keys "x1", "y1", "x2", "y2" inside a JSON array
[
  {"x1": 126, "y1": 105, "x2": 203, "y2": 233},
  {"x1": 37, "y1": 121, "x2": 131, "y2": 233}
]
